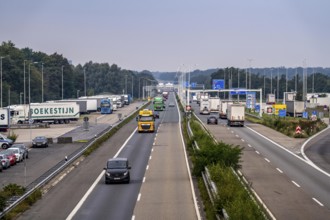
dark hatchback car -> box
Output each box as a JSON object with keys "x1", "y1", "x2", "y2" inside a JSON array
[
  {"x1": 207, "y1": 116, "x2": 218, "y2": 125},
  {"x1": 104, "y1": 158, "x2": 131, "y2": 184},
  {"x1": 32, "y1": 136, "x2": 49, "y2": 148}
]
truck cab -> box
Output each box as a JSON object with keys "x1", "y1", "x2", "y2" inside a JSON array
[{"x1": 137, "y1": 109, "x2": 156, "y2": 133}]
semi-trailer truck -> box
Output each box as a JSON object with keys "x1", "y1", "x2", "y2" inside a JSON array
[
  {"x1": 10, "y1": 102, "x2": 80, "y2": 124},
  {"x1": 227, "y1": 104, "x2": 245, "y2": 127},
  {"x1": 137, "y1": 109, "x2": 156, "y2": 133}
]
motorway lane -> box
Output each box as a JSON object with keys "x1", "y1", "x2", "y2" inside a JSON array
[
  {"x1": 304, "y1": 127, "x2": 330, "y2": 173},
  {"x1": 69, "y1": 126, "x2": 158, "y2": 220},
  {"x1": 17, "y1": 104, "x2": 153, "y2": 220},
  {"x1": 190, "y1": 102, "x2": 330, "y2": 218},
  {"x1": 133, "y1": 97, "x2": 199, "y2": 219}
]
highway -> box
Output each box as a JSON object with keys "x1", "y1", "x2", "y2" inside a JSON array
[
  {"x1": 17, "y1": 93, "x2": 199, "y2": 220},
  {"x1": 193, "y1": 102, "x2": 330, "y2": 219}
]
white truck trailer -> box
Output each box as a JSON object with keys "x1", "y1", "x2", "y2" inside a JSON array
[
  {"x1": 0, "y1": 108, "x2": 10, "y2": 130},
  {"x1": 219, "y1": 100, "x2": 233, "y2": 119},
  {"x1": 209, "y1": 97, "x2": 220, "y2": 112},
  {"x1": 286, "y1": 100, "x2": 305, "y2": 117},
  {"x1": 200, "y1": 96, "x2": 210, "y2": 115},
  {"x1": 227, "y1": 104, "x2": 245, "y2": 127},
  {"x1": 10, "y1": 102, "x2": 80, "y2": 124}
]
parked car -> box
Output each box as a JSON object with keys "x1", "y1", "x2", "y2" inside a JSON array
[
  {"x1": 6, "y1": 148, "x2": 24, "y2": 162},
  {"x1": 168, "y1": 102, "x2": 175, "y2": 107},
  {"x1": 0, "y1": 154, "x2": 11, "y2": 169},
  {"x1": 207, "y1": 116, "x2": 218, "y2": 125},
  {"x1": 10, "y1": 143, "x2": 29, "y2": 159},
  {"x1": 32, "y1": 136, "x2": 49, "y2": 148},
  {"x1": 104, "y1": 158, "x2": 131, "y2": 184},
  {"x1": 0, "y1": 162, "x2": 2, "y2": 172},
  {"x1": 0, "y1": 134, "x2": 13, "y2": 149},
  {"x1": 3, "y1": 151, "x2": 16, "y2": 166}
]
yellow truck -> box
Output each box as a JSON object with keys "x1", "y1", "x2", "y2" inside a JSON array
[{"x1": 137, "y1": 109, "x2": 156, "y2": 133}]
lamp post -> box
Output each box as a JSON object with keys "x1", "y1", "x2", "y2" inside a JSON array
[
  {"x1": 24, "y1": 60, "x2": 27, "y2": 104},
  {"x1": 41, "y1": 63, "x2": 44, "y2": 102},
  {"x1": 1, "y1": 56, "x2": 6, "y2": 108},
  {"x1": 84, "y1": 68, "x2": 86, "y2": 96},
  {"x1": 29, "y1": 61, "x2": 38, "y2": 148},
  {"x1": 61, "y1": 65, "x2": 64, "y2": 99},
  {"x1": 20, "y1": 92, "x2": 23, "y2": 104}
]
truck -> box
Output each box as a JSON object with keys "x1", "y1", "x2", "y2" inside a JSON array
[
  {"x1": 209, "y1": 97, "x2": 220, "y2": 112},
  {"x1": 0, "y1": 108, "x2": 10, "y2": 131},
  {"x1": 286, "y1": 101, "x2": 305, "y2": 117},
  {"x1": 266, "y1": 94, "x2": 276, "y2": 104},
  {"x1": 219, "y1": 100, "x2": 233, "y2": 119},
  {"x1": 153, "y1": 96, "x2": 165, "y2": 111},
  {"x1": 122, "y1": 94, "x2": 132, "y2": 105},
  {"x1": 100, "y1": 98, "x2": 113, "y2": 114},
  {"x1": 10, "y1": 102, "x2": 80, "y2": 124},
  {"x1": 137, "y1": 109, "x2": 156, "y2": 133},
  {"x1": 227, "y1": 104, "x2": 245, "y2": 127},
  {"x1": 200, "y1": 96, "x2": 210, "y2": 115},
  {"x1": 162, "y1": 91, "x2": 169, "y2": 100}
]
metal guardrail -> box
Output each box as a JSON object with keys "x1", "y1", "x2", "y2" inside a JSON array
[
  {"x1": 0, "y1": 103, "x2": 148, "y2": 218},
  {"x1": 189, "y1": 111, "x2": 271, "y2": 220}
]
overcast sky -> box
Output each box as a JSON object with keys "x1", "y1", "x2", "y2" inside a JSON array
[{"x1": 1, "y1": 0, "x2": 329, "y2": 71}]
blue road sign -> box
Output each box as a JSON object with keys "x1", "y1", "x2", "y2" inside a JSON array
[
  {"x1": 212, "y1": 79, "x2": 224, "y2": 89},
  {"x1": 279, "y1": 109, "x2": 286, "y2": 117},
  {"x1": 303, "y1": 112, "x2": 309, "y2": 119}
]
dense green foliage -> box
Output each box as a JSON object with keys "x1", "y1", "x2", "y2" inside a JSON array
[
  {"x1": 186, "y1": 118, "x2": 265, "y2": 219},
  {"x1": 0, "y1": 184, "x2": 25, "y2": 212},
  {"x1": 0, "y1": 41, "x2": 156, "y2": 106}
]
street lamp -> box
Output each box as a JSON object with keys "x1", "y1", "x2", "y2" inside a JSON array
[
  {"x1": 29, "y1": 61, "x2": 38, "y2": 148},
  {"x1": 1, "y1": 56, "x2": 8, "y2": 108},
  {"x1": 20, "y1": 92, "x2": 23, "y2": 104},
  {"x1": 41, "y1": 63, "x2": 44, "y2": 102},
  {"x1": 84, "y1": 68, "x2": 86, "y2": 96},
  {"x1": 24, "y1": 60, "x2": 27, "y2": 104},
  {"x1": 62, "y1": 65, "x2": 64, "y2": 99}
]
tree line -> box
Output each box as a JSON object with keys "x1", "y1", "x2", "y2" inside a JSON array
[{"x1": 0, "y1": 41, "x2": 156, "y2": 107}]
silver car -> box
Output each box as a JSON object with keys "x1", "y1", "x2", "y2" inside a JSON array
[
  {"x1": 0, "y1": 154, "x2": 11, "y2": 169},
  {"x1": 10, "y1": 143, "x2": 29, "y2": 159}
]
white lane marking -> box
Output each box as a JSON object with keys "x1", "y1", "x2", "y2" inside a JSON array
[
  {"x1": 292, "y1": 181, "x2": 301, "y2": 188},
  {"x1": 146, "y1": 165, "x2": 149, "y2": 170},
  {"x1": 255, "y1": 151, "x2": 260, "y2": 155},
  {"x1": 66, "y1": 128, "x2": 137, "y2": 220},
  {"x1": 276, "y1": 168, "x2": 283, "y2": 173},
  {"x1": 137, "y1": 193, "x2": 141, "y2": 201},
  {"x1": 245, "y1": 125, "x2": 330, "y2": 178},
  {"x1": 241, "y1": 139, "x2": 245, "y2": 142},
  {"x1": 264, "y1": 158, "x2": 270, "y2": 163},
  {"x1": 177, "y1": 98, "x2": 201, "y2": 220},
  {"x1": 248, "y1": 144, "x2": 252, "y2": 148},
  {"x1": 231, "y1": 131, "x2": 234, "y2": 133},
  {"x1": 149, "y1": 156, "x2": 152, "y2": 160},
  {"x1": 143, "y1": 177, "x2": 146, "y2": 183},
  {"x1": 235, "y1": 134, "x2": 239, "y2": 138},
  {"x1": 312, "y1": 198, "x2": 324, "y2": 207},
  {"x1": 132, "y1": 216, "x2": 135, "y2": 220}
]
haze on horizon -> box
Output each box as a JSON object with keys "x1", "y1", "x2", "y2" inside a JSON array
[{"x1": 1, "y1": 0, "x2": 329, "y2": 72}]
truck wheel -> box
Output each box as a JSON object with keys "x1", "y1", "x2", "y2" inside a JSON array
[{"x1": 2, "y1": 144, "x2": 8, "y2": 149}]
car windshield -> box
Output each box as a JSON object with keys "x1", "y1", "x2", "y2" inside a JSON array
[
  {"x1": 35, "y1": 137, "x2": 45, "y2": 140},
  {"x1": 107, "y1": 160, "x2": 127, "y2": 169}
]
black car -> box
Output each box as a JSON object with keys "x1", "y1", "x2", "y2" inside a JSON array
[
  {"x1": 207, "y1": 116, "x2": 218, "y2": 125},
  {"x1": 32, "y1": 136, "x2": 49, "y2": 148},
  {"x1": 104, "y1": 158, "x2": 131, "y2": 184}
]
